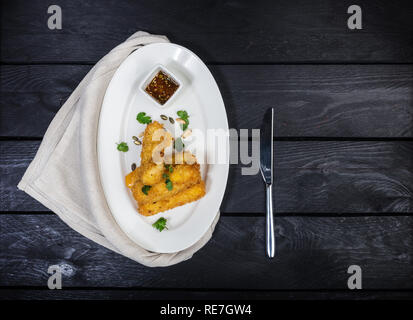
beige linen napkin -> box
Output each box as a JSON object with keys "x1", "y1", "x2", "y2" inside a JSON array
[{"x1": 18, "y1": 31, "x2": 220, "y2": 267}]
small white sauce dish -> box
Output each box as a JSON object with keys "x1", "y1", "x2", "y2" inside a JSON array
[{"x1": 139, "y1": 64, "x2": 182, "y2": 107}]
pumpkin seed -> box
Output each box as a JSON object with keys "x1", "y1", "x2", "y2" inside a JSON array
[
  {"x1": 134, "y1": 139, "x2": 142, "y2": 145},
  {"x1": 160, "y1": 114, "x2": 168, "y2": 120},
  {"x1": 132, "y1": 136, "x2": 139, "y2": 141},
  {"x1": 131, "y1": 163, "x2": 137, "y2": 171},
  {"x1": 169, "y1": 117, "x2": 175, "y2": 124}
]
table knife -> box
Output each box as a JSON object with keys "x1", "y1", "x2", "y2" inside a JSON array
[{"x1": 259, "y1": 108, "x2": 275, "y2": 258}]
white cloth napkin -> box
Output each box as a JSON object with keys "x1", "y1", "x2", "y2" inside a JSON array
[{"x1": 18, "y1": 31, "x2": 220, "y2": 267}]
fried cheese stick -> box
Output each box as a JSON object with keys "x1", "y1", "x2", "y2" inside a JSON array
[
  {"x1": 138, "y1": 182, "x2": 206, "y2": 216},
  {"x1": 132, "y1": 164, "x2": 201, "y2": 205},
  {"x1": 140, "y1": 121, "x2": 172, "y2": 164}
]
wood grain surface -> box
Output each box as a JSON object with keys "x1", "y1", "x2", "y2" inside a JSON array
[
  {"x1": 1, "y1": 140, "x2": 412, "y2": 213},
  {"x1": 1, "y1": 0, "x2": 412, "y2": 300},
  {"x1": 1, "y1": 64, "x2": 412, "y2": 138},
  {"x1": 1, "y1": 215, "x2": 412, "y2": 290},
  {"x1": 1, "y1": 0, "x2": 412, "y2": 63},
  {"x1": 2, "y1": 289, "x2": 413, "y2": 300}
]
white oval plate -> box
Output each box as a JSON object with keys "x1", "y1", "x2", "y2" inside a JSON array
[{"x1": 97, "y1": 43, "x2": 229, "y2": 253}]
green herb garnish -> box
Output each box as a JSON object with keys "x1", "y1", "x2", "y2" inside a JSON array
[
  {"x1": 165, "y1": 179, "x2": 173, "y2": 191},
  {"x1": 152, "y1": 217, "x2": 168, "y2": 232},
  {"x1": 136, "y1": 112, "x2": 152, "y2": 124},
  {"x1": 162, "y1": 173, "x2": 169, "y2": 179},
  {"x1": 116, "y1": 142, "x2": 129, "y2": 152},
  {"x1": 177, "y1": 110, "x2": 189, "y2": 131},
  {"x1": 177, "y1": 110, "x2": 188, "y2": 119},
  {"x1": 165, "y1": 164, "x2": 174, "y2": 173},
  {"x1": 174, "y1": 137, "x2": 185, "y2": 152},
  {"x1": 141, "y1": 185, "x2": 151, "y2": 195}
]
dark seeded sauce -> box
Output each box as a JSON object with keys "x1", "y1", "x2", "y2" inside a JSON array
[{"x1": 145, "y1": 70, "x2": 179, "y2": 105}]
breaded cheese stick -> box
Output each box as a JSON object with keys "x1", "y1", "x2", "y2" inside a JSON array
[
  {"x1": 132, "y1": 180, "x2": 196, "y2": 205},
  {"x1": 125, "y1": 163, "x2": 164, "y2": 188},
  {"x1": 140, "y1": 121, "x2": 172, "y2": 164},
  {"x1": 138, "y1": 182, "x2": 206, "y2": 216},
  {"x1": 132, "y1": 164, "x2": 202, "y2": 205},
  {"x1": 140, "y1": 163, "x2": 164, "y2": 185},
  {"x1": 125, "y1": 166, "x2": 141, "y2": 188}
]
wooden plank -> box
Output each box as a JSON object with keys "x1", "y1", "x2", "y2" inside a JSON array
[
  {"x1": 1, "y1": 0, "x2": 412, "y2": 63},
  {"x1": 1, "y1": 140, "x2": 412, "y2": 213},
  {"x1": 1, "y1": 289, "x2": 412, "y2": 300},
  {"x1": 1, "y1": 64, "x2": 412, "y2": 138},
  {"x1": 0, "y1": 214, "x2": 412, "y2": 289}
]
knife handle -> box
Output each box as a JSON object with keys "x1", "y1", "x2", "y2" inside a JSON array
[{"x1": 266, "y1": 184, "x2": 275, "y2": 258}]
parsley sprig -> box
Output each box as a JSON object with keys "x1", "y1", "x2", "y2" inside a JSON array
[
  {"x1": 136, "y1": 112, "x2": 152, "y2": 124},
  {"x1": 165, "y1": 179, "x2": 173, "y2": 191},
  {"x1": 152, "y1": 217, "x2": 168, "y2": 232},
  {"x1": 141, "y1": 185, "x2": 151, "y2": 195},
  {"x1": 177, "y1": 110, "x2": 189, "y2": 131},
  {"x1": 116, "y1": 142, "x2": 129, "y2": 152},
  {"x1": 165, "y1": 164, "x2": 174, "y2": 173}
]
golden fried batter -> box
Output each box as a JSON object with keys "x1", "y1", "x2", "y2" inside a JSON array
[
  {"x1": 140, "y1": 121, "x2": 172, "y2": 164},
  {"x1": 125, "y1": 122, "x2": 206, "y2": 216},
  {"x1": 131, "y1": 164, "x2": 202, "y2": 205},
  {"x1": 140, "y1": 163, "x2": 165, "y2": 185},
  {"x1": 125, "y1": 167, "x2": 140, "y2": 188},
  {"x1": 139, "y1": 182, "x2": 206, "y2": 216},
  {"x1": 169, "y1": 164, "x2": 201, "y2": 184}
]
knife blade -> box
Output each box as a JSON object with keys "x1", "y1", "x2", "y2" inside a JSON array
[
  {"x1": 259, "y1": 107, "x2": 275, "y2": 258},
  {"x1": 260, "y1": 108, "x2": 274, "y2": 184}
]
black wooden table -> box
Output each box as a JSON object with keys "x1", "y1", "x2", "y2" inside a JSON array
[{"x1": 1, "y1": 0, "x2": 412, "y2": 300}]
